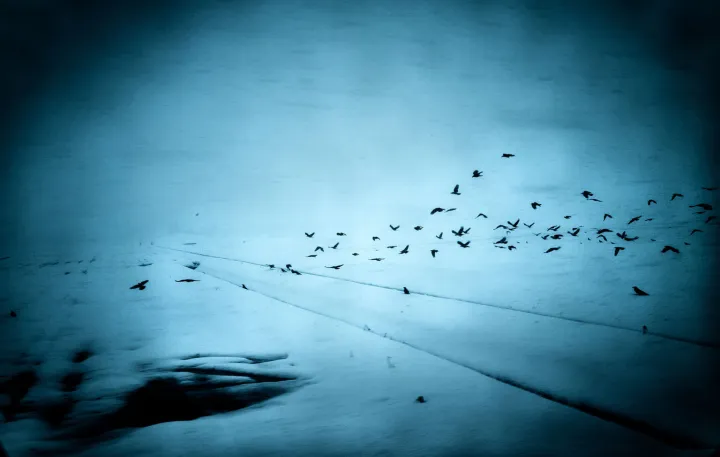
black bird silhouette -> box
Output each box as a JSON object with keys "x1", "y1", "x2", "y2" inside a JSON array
[
  {"x1": 531, "y1": 202, "x2": 541, "y2": 209},
  {"x1": 445, "y1": 208, "x2": 457, "y2": 212},
  {"x1": 507, "y1": 245, "x2": 517, "y2": 251},
  {"x1": 372, "y1": 236, "x2": 380, "y2": 241},
  {"x1": 603, "y1": 214, "x2": 613, "y2": 221},
  {"x1": 414, "y1": 226, "x2": 423, "y2": 231},
  {"x1": 494, "y1": 224, "x2": 509, "y2": 230},
  {"x1": 706, "y1": 216, "x2": 717, "y2": 224},
  {"x1": 451, "y1": 184, "x2": 461, "y2": 195},
  {"x1": 508, "y1": 219, "x2": 520, "y2": 228},
  {"x1": 684, "y1": 242, "x2": 691, "y2": 246},
  {"x1": 625, "y1": 236, "x2": 639, "y2": 241},
  {"x1": 286, "y1": 264, "x2": 292, "y2": 269},
  {"x1": 690, "y1": 203, "x2": 713, "y2": 210},
  {"x1": 597, "y1": 228, "x2": 613, "y2": 235},
  {"x1": 617, "y1": 231, "x2": 627, "y2": 239},
  {"x1": 661, "y1": 245, "x2": 679, "y2": 254},
  {"x1": 495, "y1": 237, "x2": 508, "y2": 245},
  {"x1": 581, "y1": 190, "x2": 593, "y2": 198},
  {"x1": 569, "y1": 228, "x2": 580, "y2": 237},
  {"x1": 370, "y1": 258, "x2": 384, "y2": 261},
  {"x1": 431, "y1": 249, "x2": 438, "y2": 258},
  {"x1": 403, "y1": 287, "x2": 410, "y2": 295},
  {"x1": 642, "y1": 325, "x2": 648, "y2": 334},
  {"x1": 457, "y1": 241, "x2": 471, "y2": 248},
  {"x1": 695, "y1": 211, "x2": 706, "y2": 215},
  {"x1": 544, "y1": 247, "x2": 561, "y2": 253},
  {"x1": 352, "y1": 253, "x2": 359, "y2": 256},
  {"x1": 306, "y1": 254, "x2": 317, "y2": 258},
  {"x1": 671, "y1": 193, "x2": 683, "y2": 200},
  {"x1": 628, "y1": 216, "x2": 642, "y2": 225},
  {"x1": 268, "y1": 264, "x2": 275, "y2": 269},
  {"x1": 326, "y1": 265, "x2": 344, "y2": 270},
  {"x1": 648, "y1": 199, "x2": 657, "y2": 206},
  {"x1": 564, "y1": 215, "x2": 572, "y2": 219},
  {"x1": 387, "y1": 245, "x2": 397, "y2": 249},
  {"x1": 280, "y1": 268, "x2": 287, "y2": 272},
  {"x1": 524, "y1": 222, "x2": 535, "y2": 228},
  {"x1": 329, "y1": 243, "x2": 339, "y2": 249},
  {"x1": 476, "y1": 213, "x2": 488, "y2": 219},
  {"x1": 472, "y1": 170, "x2": 483, "y2": 178},
  {"x1": 130, "y1": 280, "x2": 149, "y2": 290},
  {"x1": 242, "y1": 284, "x2": 248, "y2": 290},
  {"x1": 390, "y1": 225, "x2": 400, "y2": 231},
  {"x1": 548, "y1": 225, "x2": 560, "y2": 232},
  {"x1": 291, "y1": 269, "x2": 302, "y2": 275},
  {"x1": 645, "y1": 218, "x2": 654, "y2": 221},
  {"x1": 588, "y1": 198, "x2": 602, "y2": 202},
  {"x1": 702, "y1": 186, "x2": 718, "y2": 191},
  {"x1": 337, "y1": 232, "x2": 347, "y2": 236},
  {"x1": 551, "y1": 234, "x2": 563, "y2": 240},
  {"x1": 614, "y1": 247, "x2": 624, "y2": 256},
  {"x1": 175, "y1": 279, "x2": 199, "y2": 283},
  {"x1": 399, "y1": 245, "x2": 410, "y2": 254},
  {"x1": 690, "y1": 229, "x2": 703, "y2": 235},
  {"x1": 633, "y1": 286, "x2": 649, "y2": 296},
  {"x1": 598, "y1": 234, "x2": 608, "y2": 242},
  {"x1": 541, "y1": 235, "x2": 550, "y2": 240},
  {"x1": 431, "y1": 207, "x2": 445, "y2": 215},
  {"x1": 315, "y1": 246, "x2": 324, "y2": 252},
  {"x1": 462, "y1": 227, "x2": 471, "y2": 235},
  {"x1": 436, "y1": 232, "x2": 443, "y2": 239},
  {"x1": 305, "y1": 232, "x2": 315, "y2": 238},
  {"x1": 501, "y1": 153, "x2": 515, "y2": 158}
]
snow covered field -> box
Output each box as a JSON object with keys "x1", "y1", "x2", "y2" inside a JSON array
[{"x1": 1, "y1": 0, "x2": 720, "y2": 456}]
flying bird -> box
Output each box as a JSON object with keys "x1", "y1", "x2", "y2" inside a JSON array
[
  {"x1": 399, "y1": 245, "x2": 409, "y2": 254},
  {"x1": 598, "y1": 234, "x2": 608, "y2": 242},
  {"x1": 541, "y1": 235, "x2": 550, "y2": 240},
  {"x1": 403, "y1": 287, "x2": 410, "y2": 295},
  {"x1": 352, "y1": 253, "x2": 359, "y2": 256},
  {"x1": 387, "y1": 245, "x2": 397, "y2": 249},
  {"x1": 690, "y1": 229, "x2": 703, "y2": 235},
  {"x1": 661, "y1": 245, "x2": 679, "y2": 254},
  {"x1": 544, "y1": 247, "x2": 561, "y2": 254},
  {"x1": 648, "y1": 199, "x2": 657, "y2": 206},
  {"x1": 548, "y1": 225, "x2": 560, "y2": 232},
  {"x1": 524, "y1": 222, "x2": 535, "y2": 228},
  {"x1": 436, "y1": 232, "x2": 443, "y2": 239},
  {"x1": 706, "y1": 216, "x2": 717, "y2": 224},
  {"x1": 305, "y1": 232, "x2": 315, "y2": 238},
  {"x1": 628, "y1": 216, "x2": 642, "y2": 225},
  {"x1": 430, "y1": 249, "x2": 438, "y2": 258},
  {"x1": 337, "y1": 232, "x2": 347, "y2": 236},
  {"x1": 603, "y1": 214, "x2": 613, "y2": 221},
  {"x1": 597, "y1": 228, "x2": 613, "y2": 235},
  {"x1": 445, "y1": 208, "x2": 457, "y2": 212},
  {"x1": 291, "y1": 269, "x2": 302, "y2": 275},
  {"x1": 633, "y1": 286, "x2": 649, "y2": 296},
  {"x1": 306, "y1": 254, "x2": 317, "y2": 258},
  {"x1": 701, "y1": 186, "x2": 718, "y2": 191},
  {"x1": 315, "y1": 246, "x2": 324, "y2": 252},
  {"x1": 414, "y1": 226, "x2": 423, "y2": 231},
  {"x1": 690, "y1": 203, "x2": 713, "y2": 210},
  {"x1": 581, "y1": 190, "x2": 593, "y2": 198},
  {"x1": 329, "y1": 243, "x2": 339, "y2": 249},
  {"x1": 372, "y1": 236, "x2": 380, "y2": 241},
  {"x1": 671, "y1": 193, "x2": 683, "y2": 200},
  {"x1": 451, "y1": 184, "x2": 461, "y2": 195},
  {"x1": 325, "y1": 265, "x2": 344, "y2": 270},
  {"x1": 390, "y1": 225, "x2": 400, "y2": 231},
  {"x1": 457, "y1": 241, "x2": 471, "y2": 248},
  {"x1": 588, "y1": 198, "x2": 602, "y2": 202},
  {"x1": 531, "y1": 202, "x2": 542, "y2": 209},
  {"x1": 564, "y1": 215, "x2": 572, "y2": 219},
  {"x1": 242, "y1": 284, "x2": 248, "y2": 290},
  {"x1": 130, "y1": 280, "x2": 149, "y2": 290},
  {"x1": 495, "y1": 237, "x2": 508, "y2": 245},
  {"x1": 495, "y1": 225, "x2": 509, "y2": 230},
  {"x1": 501, "y1": 153, "x2": 515, "y2": 158},
  {"x1": 472, "y1": 170, "x2": 483, "y2": 178},
  {"x1": 370, "y1": 258, "x2": 384, "y2": 261},
  {"x1": 568, "y1": 228, "x2": 580, "y2": 237},
  {"x1": 550, "y1": 234, "x2": 563, "y2": 240},
  {"x1": 625, "y1": 236, "x2": 639, "y2": 241},
  {"x1": 175, "y1": 279, "x2": 199, "y2": 283},
  {"x1": 642, "y1": 325, "x2": 648, "y2": 334},
  {"x1": 508, "y1": 219, "x2": 520, "y2": 228},
  {"x1": 476, "y1": 213, "x2": 488, "y2": 219},
  {"x1": 614, "y1": 247, "x2": 625, "y2": 256},
  {"x1": 507, "y1": 245, "x2": 517, "y2": 251},
  {"x1": 645, "y1": 218, "x2": 654, "y2": 221},
  {"x1": 430, "y1": 207, "x2": 445, "y2": 215}
]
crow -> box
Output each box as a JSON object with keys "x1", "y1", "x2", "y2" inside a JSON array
[
  {"x1": 625, "y1": 236, "x2": 639, "y2": 241},
  {"x1": 598, "y1": 234, "x2": 608, "y2": 242},
  {"x1": 242, "y1": 284, "x2": 248, "y2": 290},
  {"x1": 633, "y1": 286, "x2": 649, "y2": 296},
  {"x1": 617, "y1": 231, "x2": 627, "y2": 239},
  {"x1": 138, "y1": 262, "x2": 153, "y2": 267},
  {"x1": 373, "y1": 236, "x2": 380, "y2": 241},
  {"x1": 476, "y1": 213, "x2": 488, "y2": 219},
  {"x1": 329, "y1": 243, "x2": 339, "y2": 249},
  {"x1": 597, "y1": 228, "x2": 613, "y2": 235},
  {"x1": 695, "y1": 211, "x2": 706, "y2": 215},
  {"x1": 463, "y1": 227, "x2": 472, "y2": 234},
  {"x1": 352, "y1": 253, "x2": 359, "y2": 256},
  {"x1": 431, "y1": 249, "x2": 438, "y2": 258},
  {"x1": 645, "y1": 218, "x2": 654, "y2": 221},
  {"x1": 685, "y1": 242, "x2": 691, "y2": 246},
  {"x1": 390, "y1": 225, "x2": 400, "y2": 231},
  {"x1": 445, "y1": 208, "x2": 457, "y2": 212},
  {"x1": 268, "y1": 264, "x2": 275, "y2": 269},
  {"x1": 306, "y1": 254, "x2": 317, "y2": 258},
  {"x1": 508, "y1": 245, "x2": 517, "y2": 251},
  {"x1": 501, "y1": 153, "x2": 515, "y2": 158},
  {"x1": 175, "y1": 279, "x2": 199, "y2": 283},
  {"x1": 472, "y1": 170, "x2": 483, "y2": 178},
  {"x1": 531, "y1": 202, "x2": 542, "y2": 209},
  {"x1": 690, "y1": 229, "x2": 703, "y2": 235},
  {"x1": 569, "y1": 228, "x2": 580, "y2": 237},
  {"x1": 541, "y1": 235, "x2": 550, "y2": 240},
  {"x1": 581, "y1": 190, "x2": 593, "y2": 198},
  {"x1": 291, "y1": 269, "x2": 302, "y2": 275},
  {"x1": 548, "y1": 225, "x2": 560, "y2": 232},
  {"x1": 414, "y1": 226, "x2": 423, "y2": 231},
  {"x1": 399, "y1": 245, "x2": 410, "y2": 254},
  {"x1": 458, "y1": 241, "x2": 471, "y2": 248},
  {"x1": 495, "y1": 225, "x2": 509, "y2": 230},
  {"x1": 661, "y1": 245, "x2": 679, "y2": 254},
  {"x1": 436, "y1": 232, "x2": 443, "y2": 239},
  {"x1": 690, "y1": 203, "x2": 713, "y2": 210},
  {"x1": 286, "y1": 264, "x2": 292, "y2": 269},
  {"x1": 706, "y1": 216, "x2": 717, "y2": 224},
  {"x1": 648, "y1": 199, "x2": 657, "y2": 206},
  {"x1": 551, "y1": 234, "x2": 563, "y2": 240},
  {"x1": 628, "y1": 216, "x2": 642, "y2": 225},
  {"x1": 524, "y1": 222, "x2": 535, "y2": 228},
  {"x1": 564, "y1": 215, "x2": 572, "y2": 219},
  {"x1": 326, "y1": 265, "x2": 344, "y2": 270},
  {"x1": 701, "y1": 186, "x2": 717, "y2": 191},
  {"x1": 403, "y1": 287, "x2": 410, "y2": 295},
  {"x1": 508, "y1": 219, "x2": 520, "y2": 228},
  {"x1": 603, "y1": 213, "x2": 613, "y2": 221},
  {"x1": 614, "y1": 247, "x2": 624, "y2": 256},
  {"x1": 305, "y1": 232, "x2": 315, "y2": 238},
  {"x1": 337, "y1": 232, "x2": 347, "y2": 236},
  {"x1": 315, "y1": 246, "x2": 324, "y2": 252},
  {"x1": 370, "y1": 258, "x2": 384, "y2": 261},
  {"x1": 430, "y1": 208, "x2": 445, "y2": 215},
  {"x1": 387, "y1": 245, "x2": 397, "y2": 249},
  {"x1": 451, "y1": 184, "x2": 461, "y2": 195},
  {"x1": 130, "y1": 280, "x2": 149, "y2": 290},
  {"x1": 544, "y1": 247, "x2": 561, "y2": 253},
  {"x1": 495, "y1": 237, "x2": 508, "y2": 245},
  {"x1": 671, "y1": 193, "x2": 683, "y2": 200}
]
